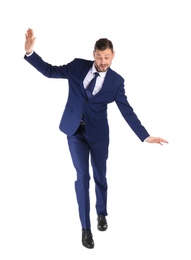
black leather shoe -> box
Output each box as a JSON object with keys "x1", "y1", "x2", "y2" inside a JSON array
[
  {"x1": 82, "y1": 229, "x2": 94, "y2": 249},
  {"x1": 97, "y1": 215, "x2": 108, "y2": 231}
]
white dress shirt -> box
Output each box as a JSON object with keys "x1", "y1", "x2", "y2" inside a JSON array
[{"x1": 83, "y1": 64, "x2": 107, "y2": 95}]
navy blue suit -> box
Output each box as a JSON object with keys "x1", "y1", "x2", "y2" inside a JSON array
[{"x1": 24, "y1": 52, "x2": 150, "y2": 229}]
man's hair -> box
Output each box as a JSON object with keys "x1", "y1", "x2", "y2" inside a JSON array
[{"x1": 94, "y1": 38, "x2": 114, "y2": 52}]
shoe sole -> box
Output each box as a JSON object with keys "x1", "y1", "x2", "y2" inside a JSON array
[
  {"x1": 97, "y1": 226, "x2": 108, "y2": 231},
  {"x1": 82, "y1": 243, "x2": 94, "y2": 249}
]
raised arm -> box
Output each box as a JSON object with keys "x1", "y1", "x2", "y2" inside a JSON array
[{"x1": 25, "y1": 28, "x2": 36, "y2": 54}]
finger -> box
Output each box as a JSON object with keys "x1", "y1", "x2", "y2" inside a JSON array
[{"x1": 159, "y1": 138, "x2": 168, "y2": 143}]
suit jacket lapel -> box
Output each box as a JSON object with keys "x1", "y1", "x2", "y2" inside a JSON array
[{"x1": 79, "y1": 61, "x2": 94, "y2": 98}]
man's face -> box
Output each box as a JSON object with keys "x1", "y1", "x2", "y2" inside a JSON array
[{"x1": 93, "y1": 48, "x2": 115, "y2": 72}]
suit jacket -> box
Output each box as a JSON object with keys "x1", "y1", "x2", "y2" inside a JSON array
[{"x1": 24, "y1": 52, "x2": 150, "y2": 142}]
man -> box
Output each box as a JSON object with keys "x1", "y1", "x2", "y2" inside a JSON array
[{"x1": 24, "y1": 28, "x2": 168, "y2": 249}]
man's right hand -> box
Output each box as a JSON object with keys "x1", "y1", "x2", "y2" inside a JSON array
[{"x1": 25, "y1": 28, "x2": 36, "y2": 54}]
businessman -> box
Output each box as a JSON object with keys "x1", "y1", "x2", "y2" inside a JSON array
[{"x1": 24, "y1": 28, "x2": 168, "y2": 249}]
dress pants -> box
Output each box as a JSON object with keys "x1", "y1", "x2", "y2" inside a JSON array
[{"x1": 67, "y1": 124, "x2": 109, "y2": 229}]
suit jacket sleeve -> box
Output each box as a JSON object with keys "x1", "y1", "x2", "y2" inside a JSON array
[
  {"x1": 24, "y1": 51, "x2": 73, "y2": 79},
  {"x1": 115, "y1": 80, "x2": 150, "y2": 142}
]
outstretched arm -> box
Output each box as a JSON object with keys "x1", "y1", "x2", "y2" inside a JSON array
[
  {"x1": 145, "y1": 136, "x2": 168, "y2": 145},
  {"x1": 25, "y1": 28, "x2": 36, "y2": 54}
]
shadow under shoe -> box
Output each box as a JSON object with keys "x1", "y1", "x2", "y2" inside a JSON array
[
  {"x1": 82, "y1": 229, "x2": 94, "y2": 249},
  {"x1": 97, "y1": 215, "x2": 108, "y2": 231}
]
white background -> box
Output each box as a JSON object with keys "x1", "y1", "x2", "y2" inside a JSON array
[{"x1": 0, "y1": 0, "x2": 191, "y2": 259}]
